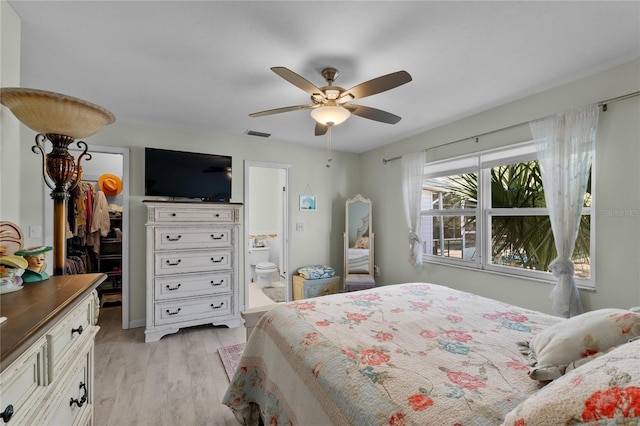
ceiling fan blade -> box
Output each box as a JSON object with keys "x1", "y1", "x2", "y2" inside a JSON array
[
  {"x1": 340, "y1": 70, "x2": 412, "y2": 102},
  {"x1": 271, "y1": 67, "x2": 325, "y2": 98},
  {"x1": 249, "y1": 104, "x2": 315, "y2": 117},
  {"x1": 346, "y1": 104, "x2": 402, "y2": 124},
  {"x1": 315, "y1": 122, "x2": 328, "y2": 136}
]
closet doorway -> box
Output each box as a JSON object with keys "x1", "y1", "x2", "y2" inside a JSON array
[
  {"x1": 44, "y1": 145, "x2": 130, "y2": 329},
  {"x1": 244, "y1": 161, "x2": 290, "y2": 309}
]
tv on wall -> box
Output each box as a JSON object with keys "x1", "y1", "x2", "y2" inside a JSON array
[{"x1": 145, "y1": 147, "x2": 232, "y2": 202}]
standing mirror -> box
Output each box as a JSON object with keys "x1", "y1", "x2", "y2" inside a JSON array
[{"x1": 344, "y1": 194, "x2": 375, "y2": 292}]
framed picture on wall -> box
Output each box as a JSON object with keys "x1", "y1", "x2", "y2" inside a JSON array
[{"x1": 300, "y1": 195, "x2": 317, "y2": 211}]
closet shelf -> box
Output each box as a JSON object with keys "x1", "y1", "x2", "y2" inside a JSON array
[
  {"x1": 99, "y1": 254, "x2": 121, "y2": 261},
  {"x1": 97, "y1": 210, "x2": 122, "y2": 306}
]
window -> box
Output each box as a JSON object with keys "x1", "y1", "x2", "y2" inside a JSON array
[
  {"x1": 422, "y1": 170, "x2": 477, "y2": 262},
  {"x1": 420, "y1": 142, "x2": 594, "y2": 287}
]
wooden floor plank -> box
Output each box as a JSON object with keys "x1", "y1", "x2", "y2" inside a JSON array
[{"x1": 94, "y1": 306, "x2": 245, "y2": 425}]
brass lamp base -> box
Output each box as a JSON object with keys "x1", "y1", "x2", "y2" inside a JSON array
[{"x1": 34, "y1": 133, "x2": 92, "y2": 275}]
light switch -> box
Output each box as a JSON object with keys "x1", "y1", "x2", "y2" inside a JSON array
[{"x1": 29, "y1": 225, "x2": 42, "y2": 238}]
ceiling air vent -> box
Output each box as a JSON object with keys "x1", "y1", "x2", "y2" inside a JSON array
[{"x1": 246, "y1": 130, "x2": 271, "y2": 138}]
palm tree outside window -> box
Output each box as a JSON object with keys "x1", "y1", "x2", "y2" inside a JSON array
[{"x1": 420, "y1": 142, "x2": 593, "y2": 286}]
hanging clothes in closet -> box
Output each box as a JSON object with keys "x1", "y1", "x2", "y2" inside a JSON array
[
  {"x1": 87, "y1": 189, "x2": 110, "y2": 254},
  {"x1": 65, "y1": 181, "x2": 93, "y2": 273},
  {"x1": 66, "y1": 181, "x2": 111, "y2": 273},
  {"x1": 68, "y1": 181, "x2": 95, "y2": 242}
]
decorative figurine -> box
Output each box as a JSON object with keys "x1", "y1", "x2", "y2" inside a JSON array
[
  {"x1": 0, "y1": 254, "x2": 28, "y2": 290},
  {"x1": 14, "y1": 246, "x2": 53, "y2": 282}
]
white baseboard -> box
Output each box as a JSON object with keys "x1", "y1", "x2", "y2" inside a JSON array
[{"x1": 128, "y1": 318, "x2": 146, "y2": 329}]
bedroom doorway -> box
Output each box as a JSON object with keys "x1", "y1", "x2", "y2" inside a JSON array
[
  {"x1": 244, "y1": 161, "x2": 290, "y2": 309},
  {"x1": 44, "y1": 145, "x2": 130, "y2": 329}
]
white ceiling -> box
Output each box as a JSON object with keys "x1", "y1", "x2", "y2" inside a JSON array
[{"x1": 8, "y1": 1, "x2": 640, "y2": 153}]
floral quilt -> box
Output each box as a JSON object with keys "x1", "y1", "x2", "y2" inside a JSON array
[{"x1": 223, "y1": 283, "x2": 561, "y2": 425}]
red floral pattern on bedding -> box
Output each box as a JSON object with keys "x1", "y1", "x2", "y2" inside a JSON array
[
  {"x1": 223, "y1": 283, "x2": 563, "y2": 425},
  {"x1": 583, "y1": 386, "x2": 640, "y2": 421}
]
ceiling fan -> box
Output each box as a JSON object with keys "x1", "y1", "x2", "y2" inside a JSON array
[{"x1": 250, "y1": 67, "x2": 412, "y2": 136}]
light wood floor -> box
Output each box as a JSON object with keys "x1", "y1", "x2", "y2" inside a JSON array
[{"x1": 94, "y1": 305, "x2": 246, "y2": 426}]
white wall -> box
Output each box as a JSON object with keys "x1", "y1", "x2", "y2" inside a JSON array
[
  {"x1": 9, "y1": 116, "x2": 361, "y2": 324},
  {"x1": 248, "y1": 166, "x2": 283, "y2": 269},
  {"x1": 248, "y1": 167, "x2": 280, "y2": 235},
  {"x1": 362, "y1": 59, "x2": 640, "y2": 314},
  {"x1": 0, "y1": 0, "x2": 21, "y2": 223}
]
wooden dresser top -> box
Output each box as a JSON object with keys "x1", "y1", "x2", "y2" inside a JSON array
[{"x1": 0, "y1": 273, "x2": 106, "y2": 372}]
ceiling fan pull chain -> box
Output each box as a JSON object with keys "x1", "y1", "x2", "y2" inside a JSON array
[{"x1": 326, "y1": 125, "x2": 333, "y2": 168}]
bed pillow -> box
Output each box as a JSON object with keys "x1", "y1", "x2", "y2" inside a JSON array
[
  {"x1": 503, "y1": 338, "x2": 640, "y2": 425},
  {"x1": 519, "y1": 307, "x2": 640, "y2": 381},
  {"x1": 297, "y1": 265, "x2": 335, "y2": 280}
]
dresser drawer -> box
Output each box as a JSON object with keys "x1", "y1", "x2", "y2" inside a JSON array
[
  {"x1": 154, "y1": 271, "x2": 232, "y2": 300},
  {"x1": 46, "y1": 294, "x2": 95, "y2": 382},
  {"x1": 0, "y1": 338, "x2": 46, "y2": 424},
  {"x1": 154, "y1": 207, "x2": 234, "y2": 223},
  {"x1": 154, "y1": 226, "x2": 232, "y2": 250},
  {"x1": 43, "y1": 345, "x2": 92, "y2": 426},
  {"x1": 154, "y1": 295, "x2": 233, "y2": 325},
  {"x1": 154, "y1": 250, "x2": 232, "y2": 275},
  {"x1": 305, "y1": 279, "x2": 339, "y2": 298}
]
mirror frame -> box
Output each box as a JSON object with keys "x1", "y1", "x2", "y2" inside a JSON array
[{"x1": 344, "y1": 194, "x2": 374, "y2": 282}]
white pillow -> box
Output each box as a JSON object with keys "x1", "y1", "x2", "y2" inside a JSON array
[
  {"x1": 520, "y1": 307, "x2": 640, "y2": 381},
  {"x1": 503, "y1": 338, "x2": 640, "y2": 425}
]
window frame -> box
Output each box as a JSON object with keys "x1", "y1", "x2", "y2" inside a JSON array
[{"x1": 420, "y1": 141, "x2": 595, "y2": 289}]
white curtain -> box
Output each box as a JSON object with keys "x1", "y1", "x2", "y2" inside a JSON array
[
  {"x1": 401, "y1": 151, "x2": 426, "y2": 268},
  {"x1": 530, "y1": 104, "x2": 599, "y2": 318}
]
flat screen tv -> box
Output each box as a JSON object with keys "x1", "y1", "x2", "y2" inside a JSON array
[{"x1": 145, "y1": 147, "x2": 232, "y2": 202}]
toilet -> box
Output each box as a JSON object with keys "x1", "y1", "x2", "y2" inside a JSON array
[
  {"x1": 248, "y1": 246, "x2": 277, "y2": 288},
  {"x1": 255, "y1": 262, "x2": 278, "y2": 288}
]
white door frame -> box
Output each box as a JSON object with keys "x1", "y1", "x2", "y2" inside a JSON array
[
  {"x1": 243, "y1": 161, "x2": 291, "y2": 309},
  {"x1": 44, "y1": 145, "x2": 130, "y2": 329}
]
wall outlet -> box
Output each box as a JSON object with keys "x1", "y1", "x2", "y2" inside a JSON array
[
  {"x1": 29, "y1": 225, "x2": 42, "y2": 238},
  {"x1": 296, "y1": 222, "x2": 304, "y2": 231}
]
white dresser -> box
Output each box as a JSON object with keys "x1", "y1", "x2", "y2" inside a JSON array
[
  {"x1": 143, "y1": 201, "x2": 242, "y2": 342},
  {"x1": 0, "y1": 273, "x2": 105, "y2": 426}
]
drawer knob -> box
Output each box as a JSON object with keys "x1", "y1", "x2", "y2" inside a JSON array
[
  {"x1": 1, "y1": 405, "x2": 14, "y2": 422},
  {"x1": 211, "y1": 257, "x2": 224, "y2": 263},
  {"x1": 210, "y1": 302, "x2": 224, "y2": 310},
  {"x1": 166, "y1": 308, "x2": 181, "y2": 316},
  {"x1": 166, "y1": 283, "x2": 182, "y2": 291},
  {"x1": 171, "y1": 213, "x2": 177, "y2": 217},
  {"x1": 211, "y1": 280, "x2": 223, "y2": 286},
  {"x1": 166, "y1": 235, "x2": 182, "y2": 242},
  {"x1": 69, "y1": 382, "x2": 88, "y2": 408},
  {"x1": 210, "y1": 234, "x2": 223, "y2": 240},
  {"x1": 71, "y1": 325, "x2": 84, "y2": 336},
  {"x1": 166, "y1": 259, "x2": 181, "y2": 266},
  {"x1": 215, "y1": 213, "x2": 220, "y2": 217}
]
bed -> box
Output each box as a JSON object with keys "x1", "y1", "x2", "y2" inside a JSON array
[{"x1": 223, "y1": 283, "x2": 640, "y2": 425}]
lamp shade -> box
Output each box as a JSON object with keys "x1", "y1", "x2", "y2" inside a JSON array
[
  {"x1": 310, "y1": 105, "x2": 350, "y2": 126},
  {"x1": 0, "y1": 87, "x2": 115, "y2": 139}
]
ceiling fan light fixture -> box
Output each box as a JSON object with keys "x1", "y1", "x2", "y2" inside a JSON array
[
  {"x1": 338, "y1": 93, "x2": 355, "y2": 103},
  {"x1": 310, "y1": 105, "x2": 350, "y2": 126},
  {"x1": 325, "y1": 89, "x2": 340, "y2": 100}
]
